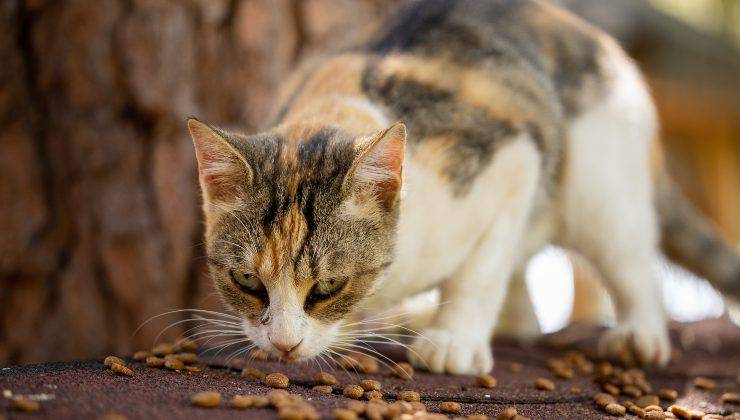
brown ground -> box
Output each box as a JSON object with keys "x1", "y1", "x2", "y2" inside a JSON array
[{"x1": 1, "y1": 320, "x2": 739, "y2": 419}]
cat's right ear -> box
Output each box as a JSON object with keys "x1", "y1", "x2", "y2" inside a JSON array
[{"x1": 188, "y1": 118, "x2": 253, "y2": 203}]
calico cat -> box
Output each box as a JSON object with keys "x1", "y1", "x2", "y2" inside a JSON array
[{"x1": 188, "y1": 0, "x2": 740, "y2": 374}]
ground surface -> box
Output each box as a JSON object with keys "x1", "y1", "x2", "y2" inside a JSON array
[{"x1": 1, "y1": 320, "x2": 739, "y2": 419}]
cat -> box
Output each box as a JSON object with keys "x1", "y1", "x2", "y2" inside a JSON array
[{"x1": 187, "y1": 0, "x2": 740, "y2": 374}]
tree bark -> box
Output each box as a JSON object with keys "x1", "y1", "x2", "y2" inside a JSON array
[{"x1": 0, "y1": 0, "x2": 397, "y2": 365}]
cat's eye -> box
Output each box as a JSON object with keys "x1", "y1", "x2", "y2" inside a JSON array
[
  {"x1": 306, "y1": 278, "x2": 348, "y2": 307},
  {"x1": 229, "y1": 270, "x2": 266, "y2": 298}
]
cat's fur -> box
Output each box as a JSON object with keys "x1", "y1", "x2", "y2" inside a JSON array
[{"x1": 189, "y1": 0, "x2": 740, "y2": 374}]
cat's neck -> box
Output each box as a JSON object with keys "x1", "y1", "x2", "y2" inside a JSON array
[{"x1": 277, "y1": 94, "x2": 389, "y2": 137}]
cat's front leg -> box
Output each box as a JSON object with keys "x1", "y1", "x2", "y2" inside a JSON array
[{"x1": 408, "y1": 140, "x2": 542, "y2": 375}]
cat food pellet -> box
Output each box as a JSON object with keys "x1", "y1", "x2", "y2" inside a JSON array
[
  {"x1": 625, "y1": 402, "x2": 645, "y2": 417},
  {"x1": 364, "y1": 390, "x2": 383, "y2": 400},
  {"x1": 553, "y1": 367, "x2": 574, "y2": 379},
  {"x1": 152, "y1": 343, "x2": 174, "y2": 356},
  {"x1": 355, "y1": 355, "x2": 379, "y2": 374},
  {"x1": 230, "y1": 395, "x2": 252, "y2": 409},
  {"x1": 164, "y1": 356, "x2": 184, "y2": 371},
  {"x1": 339, "y1": 357, "x2": 361, "y2": 370},
  {"x1": 343, "y1": 384, "x2": 364, "y2": 399},
  {"x1": 605, "y1": 403, "x2": 626, "y2": 416},
  {"x1": 644, "y1": 411, "x2": 666, "y2": 420},
  {"x1": 688, "y1": 410, "x2": 706, "y2": 419},
  {"x1": 664, "y1": 411, "x2": 676, "y2": 419},
  {"x1": 476, "y1": 374, "x2": 497, "y2": 388},
  {"x1": 346, "y1": 400, "x2": 366, "y2": 414},
  {"x1": 723, "y1": 393, "x2": 740, "y2": 404},
  {"x1": 510, "y1": 362, "x2": 523, "y2": 372},
  {"x1": 334, "y1": 408, "x2": 358, "y2": 420},
  {"x1": 393, "y1": 362, "x2": 414, "y2": 380},
  {"x1": 191, "y1": 391, "x2": 221, "y2": 408},
  {"x1": 497, "y1": 407, "x2": 518, "y2": 420},
  {"x1": 365, "y1": 403, "x2": 387, "y2": 420},
  {"x1": 251, "y1": 349, "x2": 270, "y2": 361},
  {"x1": 278, "y1": 407, "x2": 303, "y2": 420},
  {"x1": 268, "y1": 389, "x2": 290, "y2": 405},
  {"x1": 252, "y1": 396, "x2": 270, "y2": 408},
  {"x1": 668, "y1": 405, "x2": 692, "y2": 419},
  {"x1": 597, "y1": 362, "x2": 614, "y2": 377},
  {"x1": 622, "y1": 384, "x2": 643, "y2": 397},
  {"x1": 637, "y1": 395, "x2": 660, "y2": 408},
  {"x1": 594, "y1": 393, "x2": 616, "y2": 408},
  {"x1": 266, "y1": 373, "x2": 290, "y2": 388},
  {"x1": 410, "y1": 401, "x2": 426, "y2": 412},
  {"x1": 397, "y1": 390, "x2": 420, "y2": 402},
  {"x1": 173, "y1": 352, "x2": 198, "y2": 364},
  {"x1": 693, "y1": 377, "x2": 717, "y2": 390},
  {"x1": 104, "y1": 356, "x2": 126, "y2": 367},
  {"x1": 146, "y1": 356, "x2": 165, "y2": 367},
  {"x1": 312, "y1": 385, "x2": 333, "y2": 394},
  {"x1": 132, "y1": 351, "x2": 151, "y2": 361},
  {"x1": 110, "y1": 362, "x2": 134, "y2": 376},
  {"x1": 440, "y1": 401, "x2": 461, "y2": 413},
  {"x1": 14, "y1": 399, "x2": 40, "y2": 413},
  {"x1": 534, "y1": 378, "x2": 555, "y2": 391},
  {"x1": 645, "y1": 405, "x2": 664, "y2": 413},
  {"x1": 360, "y1": 379, "x2": 381, "y2": 391},
  {"x1": 388, "y1": 401, "x2": 414, "y2": 416},
  {"x1": 316, "y1": 372, "x2": 337, "y2": 385},
  {"x1": 470, "y1": 415, "x2": 490, "y2": 420},
  {"x1": 659, "y1": 389, "x2": 678, "y2": 401},
  {"x1": 603, "y1": 383, "x2": 620, "y2": 396},
  {"x1": 242, "y1": 367, "x2": 266, "y2": 379},
  {"x1": 184, "y1": 365, "x2": 200, "y2": 373},
  {"x1": 175, "y1": 338, "x2": 198, "y2": 351}
]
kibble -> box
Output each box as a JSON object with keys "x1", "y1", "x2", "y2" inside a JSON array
[
  {"x1": 355, "y1": 354, "x2": 379, "y2": 374},
  {"x1": 645, "y1": 405, "x2": 664, "y2": 413},
  {"x1": 644, "y1": 411, "x2": 666, "y2": 420},
  {"x1": 343, "y1": 384, "x2": 364, "y2": 399},
  {"x1": 268, "y1": 390, "x2": 290, "y2": 405},
  {"x1": 397, "y1": 390, "x2": 420, "y2": 402},
  {"x1": 497, "y1": 407, "x2": 518, "y2": 420},
  {"x1": 132, "y1": 351, "x2": 151, "y2": 361},
  {"x1": 110, "y1": 362, "x2": 134, "y2": 376},
  {"x1": 313, "y1": 385, "x2": 333, "y2": 394},
  {"x1": 659, "y1": 389, "x2": 678, "y2": 401},
  {"x1": 334, "y1": 408, "x2": 358, "y2": 420},
  {"x1": 597, "y1": 362, "x2": 614, "y2": 377},
  {"x1": 242, "y1": 367, "x2": 266, "y2": 379},
  {"x1": 346, "y1": 400, "x2": 366, "y2": 414},
  {"x1": 104, "y1": 356, "x2": 126, "y2": 367},
  {"x1": 553, "y1": 367, "x2": 574, "y2": 379},
  {"x1": 185, "y1": 365, "x2": 200, "y2": 373},
  {"x1": 722, "y1": 392, "x2": 740, "y2": 404},
  {"x1": 692, "y1": 377, "x2": 717, "y2": 390},
  {"x1": 252, "y1": 396, "x2": 270, "y2": 408},
  {"x1": 175, "y1": 338, "x2": 198, "y2": 351},
  {"x1": 534, "y1": 377, "x2": 555, "y2": 391},
  {"x1": 364, "y1": 390, "x2": 383, "y2": 400},
  {"x1": 387, "y1": 401, "x2": 413, "y2": 416},
  {"x1": 476, "y1": 374, "x2": 497, "y2": 388},
  {"x1": 668, "y1": 405, "x2": 692, "y2": 419},
  {"x1": 266, "y1": 373, "x2": 289, "y2": 388},
  {"x1": 316, "y1": 372, "x2": 337, "y2": 385},
  {"x1": 636, "y1": 395, "x2": 660, "y2": 408},
  {"x1": 251, "y1": 349, "x2": 270, "y2": 361},
  {"x1": 605, "y1": 403, "x2": 626, "y2": 416},
  {"x1": 152, "y1": 343, "x2": 174, "y2": 356},
  {"x1": 360, "y1": 379, "x2": 381, "y2": 391},
  {"x1": 603, "y1": 383, "x2": 620, "y2": 396},
  {"x1": 230, "y1": 395, "x2": 252, "y2": 409},
  {"x1": 14, "y1": 399, "x2": 40, "y2": 413},
  {"x1": 622, "y1": 384, "x2": 643, "y2": 398},
  {"x1": 624, "y1": 401, "x2": 645, "y2": 417},
  {"x1": 191, "y1": 391, "x2": 221, "y2": 408},
  {"x1": 471, "y1": 415, "x2": 490, "y2": 420},
  {"x1": 594, "y1": 393, "x2": 616, "y2": 408},
  {"x1": 410, "y1": 401, "x2": 426, "y2": 412},
  {"x1": 173, "y1": 352, "x2": 198, "y2": 364},
  {"x1": 146, "y1": 356, "x2": 165, "y2": 367},
  {"x1": 164, "y1": 356, "x2": 184, "y2": 371},
  {"x1": 440, "y1": 401, "x2": 461, "y2": 413},
  {"x1": 393, "y1": 362, "x2": 414, "y2": 380}
]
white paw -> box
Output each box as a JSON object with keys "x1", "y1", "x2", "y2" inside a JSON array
[
  {"x1": 598, "y1": 320, "x2": 670, "y2": 365},
  {"x1": 408, "y1": 328, "x2": 493, "y2": 374}
]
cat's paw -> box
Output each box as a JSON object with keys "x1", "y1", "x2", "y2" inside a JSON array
[
  {"x1": 598, "y1": 320, "x2": 670, "y2": 365},
  {"x1": 408, "y1": 328, "x2": 493, "y2": 374}
]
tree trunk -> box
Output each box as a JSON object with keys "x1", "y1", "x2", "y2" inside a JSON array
[{"x1": 0, "y1": 0, "x2": 398, "y2": 365}]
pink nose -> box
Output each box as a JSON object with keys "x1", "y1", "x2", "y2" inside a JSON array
[{"x1": 270, "y1": 339, "x2": 302, "y2": 353}]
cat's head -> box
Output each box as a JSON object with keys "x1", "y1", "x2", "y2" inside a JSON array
[{"x1": 188, "y1": 118, "x2": 405, "y2": 361}]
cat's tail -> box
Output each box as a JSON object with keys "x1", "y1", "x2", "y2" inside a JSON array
[{"x1": 656, "y1": 170, "x2": 740, "y2": 298}]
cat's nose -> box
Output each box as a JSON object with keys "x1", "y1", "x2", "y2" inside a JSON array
[{"x1": 270, "y1": 338, "x2": 303, "y2": 353}]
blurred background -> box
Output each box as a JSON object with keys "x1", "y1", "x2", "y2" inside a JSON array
[{"x1": 1, "y1": 0, "x2": 738, "y2": 365}]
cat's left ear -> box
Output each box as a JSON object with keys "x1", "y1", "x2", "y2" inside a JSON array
[
  {"x1": 343, "y1": 122, "x2": 406, "y2": 206},
  {"x1": 188, "y1": 118, "x2": 253, "y2": 203}
]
